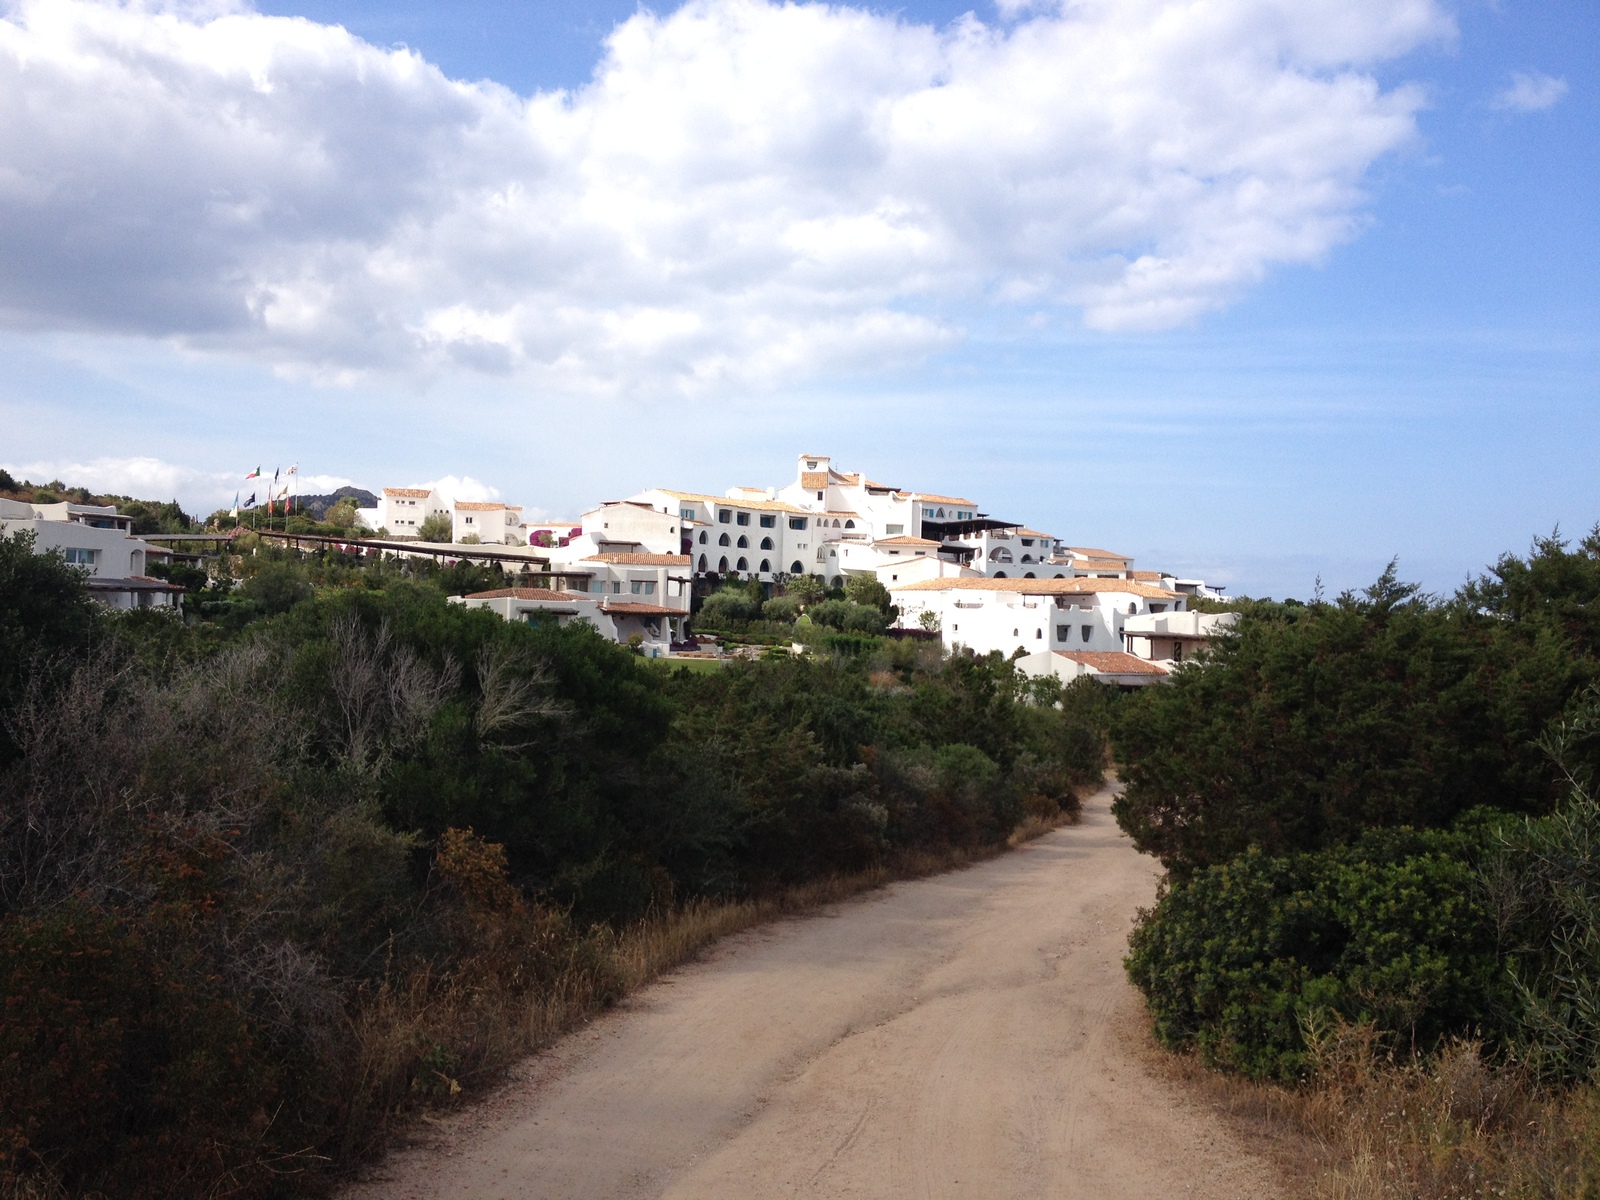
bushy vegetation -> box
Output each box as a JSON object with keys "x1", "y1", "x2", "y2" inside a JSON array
[
  {"x1": 0, "y1": 532, "x2": 1100, "y2": 1198},
  {"x1": 1116, "y1": 529, "x2": 1600, "y2": 1191}
]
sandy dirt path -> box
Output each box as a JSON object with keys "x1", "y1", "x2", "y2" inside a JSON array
[{"x1": 346, "y1": 786, "x2": 1284, "y2": 1200}]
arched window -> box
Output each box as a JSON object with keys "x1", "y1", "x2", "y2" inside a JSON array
[
  {"x1": 718, "y1": 532, "x2": 730, "y2": 546},
  {"x1": 718, "y1": 556, "x2": 729, "y2": 571},
  {"x1": 790, "y1": 560, "x2": 803, "y2": 574},
  {"x1": 1024, "y1": 572, "x2": 1036, "y2": 578},
  {"x1": 736, "y1": 534, "x2": 748, "y2": 548},
  {"x1": 1128, "y1": 603, "x2": 1137, "y2": 614},
  {"x1": 1020, "y1": 554, "x2": 1033, "y2": 563},
  {"x1": 698, "y1": 530, "x2": 707, "y2": 544},
  {"x1": 832, "y1": 519, "x2": 841, "y2": 528},
  {"x1": 736, "y1": 557, "x2": 748, "y2": 571},
  {"x1": 994, "y1": 571, "x2": 1007, "y2": 578},
  {"x1": 989, "y1": 547, "x2": 1013, "y2": 563},
  {"x1": 936, "y1": 508, "x2": 945, "y2": 517},
  {"x1": 760, "y1": 536, "x2": 773, "y2": 550},
  {"x1": 759, "y1": 559, "x2": 770, "y2": 573},
  {"x1": 1054, "y1": 573, "x2": 1064, "y2": 579},
  {"x1": 698, "y1": 554, "x2": 708, "y2": 571},
  {"x1": 844, "y1": 519, "x2": 855, "y2": 529}
]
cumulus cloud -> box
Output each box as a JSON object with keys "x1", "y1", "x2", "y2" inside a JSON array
[
  {"x1": 0, "y1": 454, "x2": 364, "y2": 513},
  {"x1": 413, "y1": 475, "x2": 501, "y2": 506},
  {"x1": 3, "y1": 454, "x2": 236, "y2": 509},
  {"x1": 0, "y1": 0, "x2": 1450, "y2": 392},
  {"x1": 1491, "y1": 71, "x2": 1568, "y2": 113}
]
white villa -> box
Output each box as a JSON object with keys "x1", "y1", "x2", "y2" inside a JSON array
[
  {"x1": 357, "y1": 487, "x2": 450, "y2": 537},
  {"x1": 889, "y1": 576, "x2": 1191, "y2": 659},
  {"x1": 457, "y1": 551, "x2": 692, "y2": 656},
  {"x1": 452, "y1": 501, "x2": 525, "y2": 545},
  {"x1": 0, "y1": 498, "x2": 184, "y2": 609}
]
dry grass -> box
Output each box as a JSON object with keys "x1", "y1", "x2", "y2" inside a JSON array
[{"x1": 1157, "y1": 1020, "x2": 1600, "y2": 1200}]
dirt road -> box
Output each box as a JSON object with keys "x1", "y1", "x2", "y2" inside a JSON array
[{"x1": 348, "y1": 786, "x2": 1283, "y2": 1199}]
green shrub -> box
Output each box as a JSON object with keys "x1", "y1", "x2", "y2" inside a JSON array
[
  {"x1": 762, "y1": 593, "x2": 802, "y2": 623},
  {"x1": 1125, "y1": 829, "x2": 1506, "y2": 1081},
  {"x1": 698, "y1": 586, "x2": 761, "y2": 626},
  {"x1": 1112, "y1": 560, "x2": 1592, "y2": 877}
]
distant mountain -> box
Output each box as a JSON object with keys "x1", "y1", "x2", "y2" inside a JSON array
[{"x1": 296, "y1": 486, "x2": 378, "y2": 519}]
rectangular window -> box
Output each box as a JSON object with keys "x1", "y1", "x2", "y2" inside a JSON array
[
  {"x1": 570, "y1": 578, "x2": 588, "y2": 592},
  {"x1": 1081, "y1": 625, "x2": 1093, "y2": 643},
  {"x1": 736, "y1": 512, "x2": 750, "y2": 526},
  {"x1": 1056, "y1": 625, "x2": 1069, "y2": 642},
  {"x1": 788, "y1": 517, "x2": 808, "y2": 530},
  {"x1": 64, "y1": 548, "x2": 96, "y2": 566},
  {"x1": 611, "y1": 581, "x2": 622, "y2": 593},
  {"x1": 759, "y1": 514, "x2": 775, "y2": 527},
  {"x1": 631, "y1": 581, "x2": 644, "y2": 594},
  {"x1": 680, "y1": 508, "x2": 696, "y2": 520},
  {"x1": 718, "y1": 510, "x2": 731, "y2": 523},
  {"x1": 923, "y1": 508, "x2": 935, "y2": 518},
  {"x1": 885, "y1": 524, "x2": 903, "y2": 535},
  {"x1": 643, "y1": 581, "x2": 656, "y2": 594}
]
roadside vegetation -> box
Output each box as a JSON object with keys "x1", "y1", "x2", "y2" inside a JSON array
[
  {"x1": 1112, "y1": 529, "x2": 1600, "y2": 1197},
  {"x1": 0, "y1": 528, "x2": 1103, "y2": 1200}
]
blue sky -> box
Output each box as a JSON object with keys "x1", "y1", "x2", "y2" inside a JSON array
[{"x1": 0, "y1": 0, "x2": 1594, "y2": 599}]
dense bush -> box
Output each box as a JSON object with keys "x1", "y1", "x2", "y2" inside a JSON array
[
  {"x1": 1118, "y1": 531, "x2": 1600, "y2": 1093},
  {"x1": 1125, "y1": 828, "x2": 1507, "y2": 1080},
  {"x1": 0, "y1": 550, "x2": 1103, "y2": 1197},
  {"x1": 1113, "y1": 552, "x2": 1599, "y2": 877}
]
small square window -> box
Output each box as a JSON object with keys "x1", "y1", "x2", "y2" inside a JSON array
[
  {"x1": 718, "y1": 510, "x2": 731, "y2": 523},
  {"x1": 736, "y1": 512, "x2": 750, "y2": 526},
  {"x1": 759, "y1": 514, "x2": 775, "y2": 528}
]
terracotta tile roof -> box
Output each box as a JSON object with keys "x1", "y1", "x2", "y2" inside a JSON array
[
  {"x1": 889, "y1": 577, "x2": 1181, "y2": 601},
  {"x1": 1063, "y1": 546, "x2": 1128, "y2": 560},
  {"x1": 830, "y1": 470, "x2": 859, "y2": 484},
  {"x1": 454, "y1": 501, "x2": 506, "y2": 511},
  {"x1": 464, "y1": 587, "x2": 575, "y2": 602},
  {"x1": 863, "y1": 478, "x2": 898, "y2": 490},
  {"x1": 908, "y1": 492, "x2": 977, "y2": 506},
  {"x1": 1130, "y1": 570, "x2": 1165, "y2": 581},
  {"x1": 656, "y1": 490, "x2": 805, "y2": 514},
  {"x1": 383, "y1": 487, "x2": 433, "y2": 498},
  {"x1": 582, "y1": 553, "x2": 690, "y2": 566},
  {"x1": 876, "y1": 535, "x2": 942, "y2": 547},
  {"x1": 800, "y1": 472, "x2": 829, "y2": 489},
  {"x1": 1015, "y1": 528, "x2": 1053, "y2": 539},
  {"x1": 1054, "y1": 651, "x2": 1169, "y2": 675},
  {"x1": 602, "y1": 601, "x2": 684, "y2": 616}
]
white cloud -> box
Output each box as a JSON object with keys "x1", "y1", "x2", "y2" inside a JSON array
[
  {"x1": 0, "y1": 454, "x2": 365, "y2": 514},
  {"x1": 1491, "y1": 71, "x2": 1568, "y2": 113},
  {"x1": 414, "y1": 475, "x2": 500, "y2": 507},
  {"x1": 3, "y1": 454, "x2": 235, "y2": 509},
  {"x1": 0, "y1": 0, "x2": 1451, "y2": 393}
]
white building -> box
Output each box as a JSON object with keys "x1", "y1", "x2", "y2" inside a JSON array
[
  {"x1": 626, "y1": 488, "x2": 815, "y2": 580},
  {"x1": 357, "y1": 487, "x2": 450, "y2": 537},
  {"x1": 1122, "y1": 609, "x2": 1240, "y2": 666},
  {"x1": 457, "y1": 551, "x2": 692, "y2": 656},
  {"x1": 453, "y1": 501, "x2": 525, "y2": 545},
  {"x1": 889, "y1": 576, "x2": 1188, "y2": 659},
  {"x1": 0, "y1": 498, "x2": 183, "y2": 610},
  {"x1": 1014, "y1": 650, "x2": 1172, "y2": 688}
]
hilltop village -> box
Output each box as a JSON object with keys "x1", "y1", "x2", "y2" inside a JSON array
[
  {"x1": 352, "y1": 452, "x2": 1235, "y2": 683},
  {"x1": 0, "y1": 452, "x2": 1235, "y2": 685}
]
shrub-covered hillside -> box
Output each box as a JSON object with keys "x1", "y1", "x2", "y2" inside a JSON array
[{"x1": 0, "y1": 531, "x2": 1102, "y2": 1199}]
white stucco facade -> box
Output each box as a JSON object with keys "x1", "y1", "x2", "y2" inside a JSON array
[
  {"x1": 0, "y1": 498, "x2": 183, "y2": 609},
  {"x1": 888, "y1": 576, "x2": 1189, "y2": 660}
]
